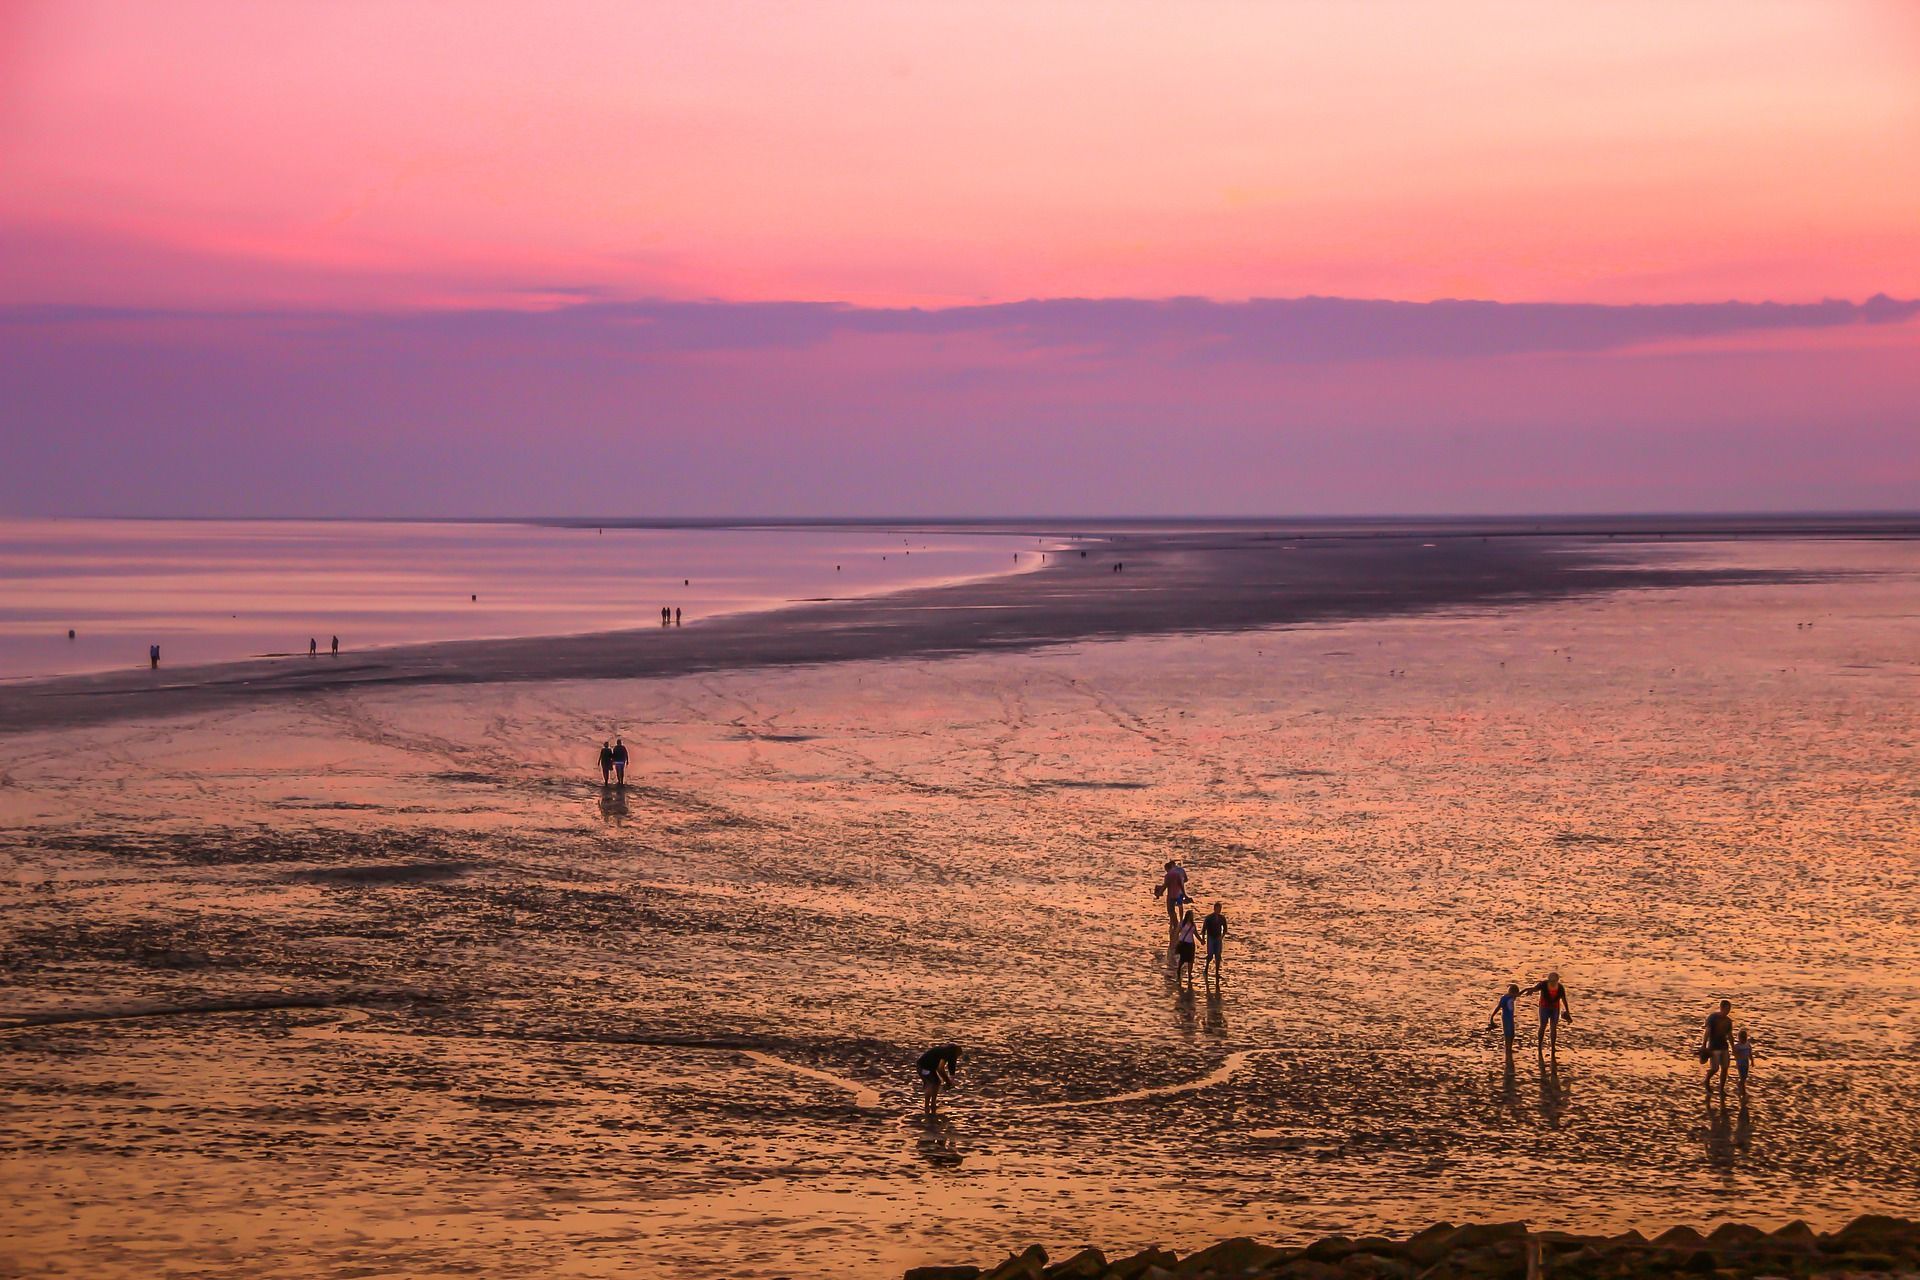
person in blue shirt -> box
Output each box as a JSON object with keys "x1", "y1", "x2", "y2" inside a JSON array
[{"x1": 1487, "y1": 983, "x2": 1521, "y2": 1057}]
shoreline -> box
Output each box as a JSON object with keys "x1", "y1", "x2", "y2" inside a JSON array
[
  {"x1": 908, "y1": 1217, "x2": 1920, "y2": 1280},
  {"x1": 0, "y1": 519, "x2": 1884, "y2": 736}
]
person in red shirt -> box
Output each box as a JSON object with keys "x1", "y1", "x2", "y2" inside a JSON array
[{"x1": 1521, "y1": 973, "x2": 1574, "y2": 1058}]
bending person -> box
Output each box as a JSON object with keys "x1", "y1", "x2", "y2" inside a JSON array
[{"x1": 916, "y1": 1043, "x2": 962, "y2": 1116}]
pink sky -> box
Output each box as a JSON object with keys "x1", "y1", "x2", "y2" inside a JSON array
[
  {"x1": 1, "y1": 1, "x2": 1916, "y2": 515},
  {"x1": 5, "y1": 0, "x2": 1918, "y2": 308}
]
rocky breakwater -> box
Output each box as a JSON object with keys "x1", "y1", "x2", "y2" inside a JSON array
[{"x1": 905, "y1": 1215, "x2": 1920, "y2": 1280}]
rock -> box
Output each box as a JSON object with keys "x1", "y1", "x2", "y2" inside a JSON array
[
  {"x1": 1303, "y1": 1237, "x2": 1357, "y2": 1264},
  {"x1": 1823, "y1": 1252, "x2": 1898, "y2": 1272},
  {"x1": 1106, "y1": 1249, "x2": 1180, "y2": 1280},
  {"x1": 1444, "y1": 1223, "x2": 1529, "y2": 1254},
  {"x1": 904, "y1": 1219, "x2": 1920, "y2": 1280},
  {"x1": 1812, "y1": 1219, "x2": 1914, "y2": 1259},
  {"x1": 1448, "y1": 1243, "x2": 1527, "y2": 1279},
  {"x1": 985, "y1": 1245, "x2": 1050, "y2": 1280},
  {"x1": 1177, "y1": 1238, "x2": 1287, "y2": 1276},
  {"x1": 1276, "y1": 1261, "x2": 1345, "y2": 1280},
  {"x1": 1705, "y1": 1224, "x2": 1767, "y2": 1250},
  {"x1": 1402, "y1": 1224, "x2": 1458, "y2": 1266},
  {"x1": 1766, "y1": 1222, "x2": 1817, "y2": 1253},
  {"x1": 1044, "y1": 1248, "x2": 1106, "y2": 1279},
  {"x1": 1339, "y1": 1252, "x2": 1413, "y2": 1279},
  {"x1": 1548, "y1": 1245, "x2": 1607, "y2": 1278},
  {"x1": 1652, "y1": 1227, "x2": 1708, "y2": 1252}
]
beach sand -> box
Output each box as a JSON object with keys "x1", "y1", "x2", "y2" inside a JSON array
[{"x1": 2, "y1": 525, "x2": 1917, "y2": 1277}]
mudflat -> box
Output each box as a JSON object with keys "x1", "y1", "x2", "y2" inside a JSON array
[
  {"x1": 0, "y1": 517, "x2": 1871, "y2": 734},
  {"x1": 3, "y1": 528, "x2": 1917, "y2": 1278}
]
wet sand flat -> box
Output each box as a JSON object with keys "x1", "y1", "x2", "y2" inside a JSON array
[
  {"x1": 0, "y1": 521, "x2": 1845, "y2": 736},
  {"x1": 2, "y1": 535, "x2": 1918, "y2": 1277}
]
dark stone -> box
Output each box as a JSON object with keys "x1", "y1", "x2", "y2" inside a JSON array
[
  {"x1": 1834, "y1": 1216, "x2": 1914, "y2": 1242},
  {"x1": 1548, "y1": 1245, "x2": 1607, "y2": 1278},
  {"x1": 906, "y1": 1269, "x2": 982, "y2": 1280},
  {"x1": 1824, "y1": 1253, "x2": 1898, "y2": 1272},
  {"x1": 1277, "y1": 1262, "x2": 1345, "y2": 1280},
  {"x1": 1444, "y1": 1224, "x2": 1530, "y2": 1254},
  {"x1": 1403, "y1": 1224, "x2": 1458, "y2": 1266},
  {"x1": 985, "y1": 1246, "x2": 1050, "y2": 1280},
  {"x1": 1768, "y1": 1222, "x2": 1818, "y2": 1253},
  {"x1": 1706, "y1": 1224, "x2": 1768, "y2": 1250},
  {"x1": 1304, "y1": 1238, "x2": 1357, "y2": 1264},
  {"x1": 1454, "y1": 1244, "x2": 1526, "y2": 1278},
  {"x1": 1653, "y1": 1228, "x2": 1708, "y2": 1252},
  {"x1": 1107, "y1": 1249, "x2": 1180, "y2": 1280},
  {"x1": 1044, "y1": 1248, "x2": 1107, "y2": 1279},
  {"x1": 1340, "y1": 1253, "x2": 1413, "y2": 1280},
  {"x1": 1177, "y1": 1238, "x2": 1287, "y2": 1276}
]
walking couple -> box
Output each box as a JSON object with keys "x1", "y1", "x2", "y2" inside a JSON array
[{"x1": 598, "y1": 737, "x2": 629, "y2": 785}]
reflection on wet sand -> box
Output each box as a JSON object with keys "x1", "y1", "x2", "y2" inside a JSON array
[
  {"x1": 597, "y1": 783, "x2": 629, "y2": 823},
  {"x1": 1, "y1": 538, "x2": 1917, "y2": 1278}
]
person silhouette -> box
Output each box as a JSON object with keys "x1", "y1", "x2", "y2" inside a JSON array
[
  {"x1": 1202, "y1": 901, "x2": 1228, "y2": 982},
  {"x1": 1522, "y1": 973, "x2": 1573, "y2": 1058},
  {"x1": 149, "y1": 643, "x2": 160, "y2": 669},
  {"x1": 330, "y1": 635, "x2": 339, "y2": 656},
  {"x1": 1175, "y1": 910, "x2": 1199, "y2": 986},
  {"x1": 611, "y1": 737, "x2": 629, "y2": 785},
  {"x1": 309, "y1": 637, "x2": 317, "y2": 657},
  {"x1": 1701, "y1": 999, "x2": 1735, "y2": 1095},
  {"x1": 1487, "y1": 983, "x2": 1521, "y2": 1058},
  {"x1": 916, "y1": 1044, "x2": 961, "y2": 1116},
  {"x1": 598, "y1": 741, "x2": 614, "y2": 785}
]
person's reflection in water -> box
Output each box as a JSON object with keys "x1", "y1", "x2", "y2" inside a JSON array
[
  {"x1": 1734, "y1": 1092, "x2": 1753, "y2": 1154},
  {"x1": 1173, "y1": 985, "x2": 1199, "y2": 1037},
  {"x1": 1204, "y1": 986, "x2": 1227, "y2": 1035},
  {"x1": 1704, "y1": 1093, "x2": 1737, "y2": 1169},
  {"x1": 598, "y1": 785, "x2": 628, "y2": 825},
  {"x1": 1499, "y1": 1052, "x2": 1520, "y2": 1117},
  {"x1": 916, "y1": 1116, "x2": 964, "y2": 1168},
  {"x1": 1537, "y1": 1060, "x2": 1569, "y2": 1129}
]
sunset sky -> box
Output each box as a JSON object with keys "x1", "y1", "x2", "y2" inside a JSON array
[{"x1": 3, "y1": 0, "x2": 1917, "y2": 515}]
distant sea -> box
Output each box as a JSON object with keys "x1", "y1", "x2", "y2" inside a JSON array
[{"x1": 0, "y1": 518, "x2": 1042, "y2": 681}]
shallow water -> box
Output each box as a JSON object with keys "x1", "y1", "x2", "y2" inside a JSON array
[
  {"x1": 1, "y1": 537, "x2": 1917, "y2": 1277},
  {"x1": 0, "y1": 518, "x2": 1040, "y2": 680}
]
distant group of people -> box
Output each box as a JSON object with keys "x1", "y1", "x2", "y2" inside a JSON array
[
  {"x1": 597, "y1": 737, "x2": 630, "y2": 785},
  {"x1": 143, "y1": 635, "x2": 339, "y2": 670},
  {"x1": 1485, "y1": 978, "x2": 1757, "y2": 1090},
  {"x1": 660, "y1": 607, "x2": 681, "y2": 626},
  {"x1": 914, "y1": 860, "x2": 1760, "y2": 1118},
  {"x1": 1157, "y1": 860, "x2": 1227, "y2": 987}
]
